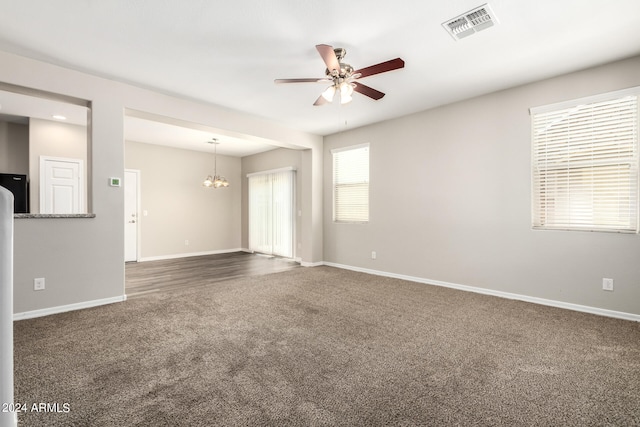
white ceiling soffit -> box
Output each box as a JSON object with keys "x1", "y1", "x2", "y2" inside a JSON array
[
  {"x1": 443, "y1": 4, "x2": 498, "y2": 40},
  {"x1": 0, "y1": 89, "x2": 88, "y2": 126},
  {"x1": 124, "y1": 115, "x2": 278, "y2": 157}
]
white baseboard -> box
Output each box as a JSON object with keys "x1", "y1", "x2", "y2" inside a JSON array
[
  {"x1": 243, "y1": 249, "x2": 302, "y2": 264},
  {"x1": 13, "y1": 295, "x2": 126, "y2": 321},
  {"x1": 301, "y1": 260, "x2": 324, "y2": 267},
  {"x1": 139, "y1": 248, "x2": 245, "y2": 262},
  {"x1": 323, "y1": 262, "x2": 640, "y2": 323},
  {"x1": 16, "y1": 261, "x2": 636, "y2": 323}
]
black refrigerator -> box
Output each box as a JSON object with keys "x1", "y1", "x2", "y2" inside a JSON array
[{"x1": 0, "y1": 173, "x2": 29, "y2": 213}]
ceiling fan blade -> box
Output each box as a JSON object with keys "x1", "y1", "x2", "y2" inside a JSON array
[
  {"x1": 275, "y1": 78, "x2": 329, "y2": 84},
  {"x1": 354, "y1": 58, "x2": 405, "y2": 79},
  {"x1": 353, "y1": 82, "x2": 385, "y2": 100},
  {"x1": 313, "y1": 94, "x2": 329, "y2": 106},
  {"x1": 316, "y1": 44, "x2": 340, "y2": 72}
]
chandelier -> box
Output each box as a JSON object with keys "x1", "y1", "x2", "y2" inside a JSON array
[{"x1": 202, "y1": 138, "x2": 229, "y2": 188}]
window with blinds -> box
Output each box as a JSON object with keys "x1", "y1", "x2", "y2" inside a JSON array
[
  {"x1": 332, "y1": 144, "x2": 369, "y2": 223},
  {"x1": 531, "y1": 88, "x2": 639, "y2": 233}
]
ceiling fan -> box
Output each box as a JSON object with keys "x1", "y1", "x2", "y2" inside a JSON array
[{"x1": 275, "y1": 44, "x2": 405, "y2": 106}]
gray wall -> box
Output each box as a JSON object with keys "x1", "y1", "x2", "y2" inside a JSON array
[
  {"x1": 324, "y1": 55, "x2": 640, "y2": 316},
  {"x1": 0, "y1": 120, "x2": 28, "y2": 174},
  {"x1": 241, "y1": 148, "x2": 304, "y2": 256},
  {"x1": 2, "y1": 50, "x2": 322, "y2": 315},
  {"x1": 8, "y1": 43, "x2": 636, "y2": 318},
  {"x1": 125, "y1": 141, "x2": 241, "y2": 259}
]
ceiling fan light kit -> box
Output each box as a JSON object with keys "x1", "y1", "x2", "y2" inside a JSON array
[
  {"x1": 321, "y1": 85, "x2": 336, "y2": 102},
  {"x1": 340, "y1": 83, "x2": 354, "y2": 104},
  {"x1": 275, "y1": 44, "x2": 405, "y2": 106}
]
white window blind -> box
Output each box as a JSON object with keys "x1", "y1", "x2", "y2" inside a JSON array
[
  {"x1": 332, "y1": 144, "x2": 369, "y2": 223},
  {"x1": 248, "y1": 168, "x2": 295, "y2": 257},
  {"x1": 531, "y1": 90, "x2": 639, "y2": 232}
]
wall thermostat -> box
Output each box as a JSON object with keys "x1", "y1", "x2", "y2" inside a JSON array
[{"x1": 109, "y1": 177, "x2": 122, "y2": 187}]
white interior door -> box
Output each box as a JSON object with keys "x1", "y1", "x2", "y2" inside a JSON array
[
  {"x1": 40, "y1": 156, "x2": 83, "y2": 214},
  {"x1": 124, "y1": 169, "x2": 139, "y2": 262}
]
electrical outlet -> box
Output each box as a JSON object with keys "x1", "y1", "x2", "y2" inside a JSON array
[
  {"x1": 371, "y1": 251, "x2": 377, "y2": 260},
  {"x1": 34, "y1": 278, "x2": 45, "y2": 291},
  {"x1": 602, "y1": 278, "x2": 614, "y2": 291},
  {"x1": 185, "y1": 240, "x2": 189, "y2": 246}
]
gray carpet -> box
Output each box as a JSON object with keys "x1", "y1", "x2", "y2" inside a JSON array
[{"x1": 13, "y1": 266, "x2": 640, "y2": 426}]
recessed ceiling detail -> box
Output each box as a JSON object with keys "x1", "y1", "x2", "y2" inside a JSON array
[{"x1": 443, "y1": 3, "x2": 498, "y2": 40}]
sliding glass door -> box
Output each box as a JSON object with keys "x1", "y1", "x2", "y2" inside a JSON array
[{"x1": 248, "y1": 168, "x2": 295, "y2": 258}]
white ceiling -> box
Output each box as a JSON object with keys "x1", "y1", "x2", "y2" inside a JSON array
[{"x1": 0, "y1": 0, "x2": 639, "y2": 153}]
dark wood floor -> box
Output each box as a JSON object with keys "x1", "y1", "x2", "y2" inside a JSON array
[{"x1": 125, "y1": 251, "x2": 300, "y2": 298}]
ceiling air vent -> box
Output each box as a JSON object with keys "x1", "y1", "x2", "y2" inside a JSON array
[{"x1": 443, "y1": 3, "x2": 498, "y2": 40}]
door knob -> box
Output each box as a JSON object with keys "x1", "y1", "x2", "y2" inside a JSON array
[{"x1": 129, "y1": 220, "x2": 136, "y2": 223}]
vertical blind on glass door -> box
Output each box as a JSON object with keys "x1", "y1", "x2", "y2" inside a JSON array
[{"x1": 248, "y1": 168, "x2": 295, "y2": 257}]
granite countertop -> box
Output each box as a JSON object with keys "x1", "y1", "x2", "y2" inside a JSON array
[{"x1": 14, "y1": 213, "x2": 96, "y2": 219}]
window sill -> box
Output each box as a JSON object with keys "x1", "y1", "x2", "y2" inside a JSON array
[
  {"x1": 532, "y1": 226, "x2": 638, "y2": 234},
  {"x1": 14, "y1": 213, "x2": 96, "y2": 219}
]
